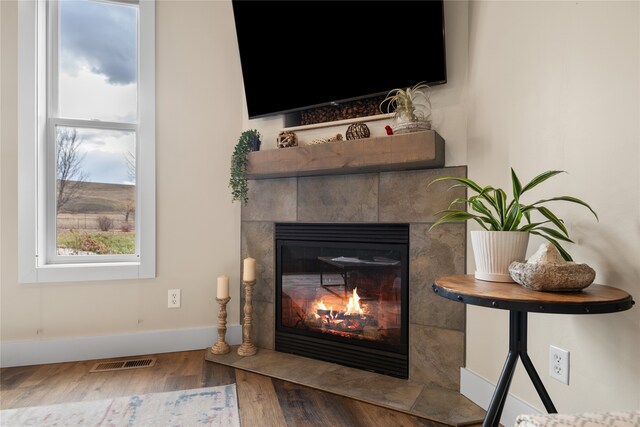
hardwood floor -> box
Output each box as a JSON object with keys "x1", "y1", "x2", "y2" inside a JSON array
[{"x1": 0, "y1": 350, "x2": 446, "y2": 426}]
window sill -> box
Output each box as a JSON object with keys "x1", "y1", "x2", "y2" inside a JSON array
[{"x1": 20, "y1": 261, "x2": 155, "y2": 284}]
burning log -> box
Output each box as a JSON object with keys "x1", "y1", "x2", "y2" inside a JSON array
[{"x1": 296, "y1": 288, "x2": 384, "y2": 340}]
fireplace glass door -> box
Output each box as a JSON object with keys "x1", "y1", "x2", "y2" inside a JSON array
[{"x1": 275, "y1": 224, "x2": 409, "y2": 378}]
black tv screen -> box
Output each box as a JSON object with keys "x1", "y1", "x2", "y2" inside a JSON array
[{"x1": 232, "y1": 1, "x2": 446, "y2": 119}]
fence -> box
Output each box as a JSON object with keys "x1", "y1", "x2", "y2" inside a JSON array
[{"x1": 56, "y1": 213, "x2": 136, "y2": 232}]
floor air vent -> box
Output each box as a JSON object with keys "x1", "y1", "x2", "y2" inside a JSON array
[{"x1": 90, "y1": 357, "x2": 156, "y2": 373}]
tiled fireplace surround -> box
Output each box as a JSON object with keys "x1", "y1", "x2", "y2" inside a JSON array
[
  {"x1": 240, "y1": 166, "x2": 468, "y2": 389},
  {"x1": 203, "y1": 165, "x2": 486, "y2": 423}
]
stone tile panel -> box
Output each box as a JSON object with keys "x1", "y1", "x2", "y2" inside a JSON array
[
  {"x1": 313, "y1": 365, "x2": 424, "y2": 411},
  {"x1": 379, "y1": 166, "x2": 466, "y2": 223},
  {"x1": 409, "y1": 223, "x2": 466, "y2": 331},
  {"x1": 241, "y1": 221, "x2": 274, "y2": 303},
  {"x1": 409, "y1": 324, "x2": 464, "y2": 390},
  {"x1": 411, "y1": 385, "x2": 486, "y2": 425},
  {"x1": 297, "y1": 174, "x2": 378, "y2": 222},
  {"x1": 204, "y1": 346, "x2": 244, "y2": 365},
  {"x1": 242, "y1": 178, "x2": 297, "y2": 222},
  {"x1": 249, "y1": 300, "x2": 274, "y2": 350},
  {"x1": 232, "y1": 347, "x2": 335, "y2": 383}
]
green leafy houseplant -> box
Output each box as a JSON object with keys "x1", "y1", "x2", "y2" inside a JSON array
[
  {"x1": 229, "y1": 130, "x2": 261, "y2": 204},
  {"x1": 429, "y1": 169, "x2": 598, "y2": 261}
]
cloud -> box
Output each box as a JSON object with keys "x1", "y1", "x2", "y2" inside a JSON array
[
  {"x1": 59, "y1": 67, "x2": 137, "y2": 122},
  {"x1": 81, "y1": 150, "x2": 130, "y2": 185},
  {"x1": 60, "y1": 0, "x2": 137, "y2": 86},
  {"x1": 62, "y1": 126, "x2": 135, "y2": 184}
]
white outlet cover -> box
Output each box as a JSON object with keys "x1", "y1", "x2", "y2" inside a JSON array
[
  {"x1": 168, "y1": 289, "x2": 181, "y2": 308},
  {"x1": 549, "y1": 345, "x2": 570, "y2": 385}
]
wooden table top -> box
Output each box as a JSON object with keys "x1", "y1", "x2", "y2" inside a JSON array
[{"x1": 433, "y1": 275, "x2": 635, "y2": 315}]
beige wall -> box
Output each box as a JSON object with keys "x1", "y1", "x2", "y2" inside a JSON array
[
  {"x1": 0, "y1": 0, "x2": 244, "y2": 343},
  {"x1": 466, "y1": 1, "x2": 640, "y2": 411}
]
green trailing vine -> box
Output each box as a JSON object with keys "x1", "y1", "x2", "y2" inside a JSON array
[{"x1": 230, "y1": 129, "x2": 261, "y2": 204}]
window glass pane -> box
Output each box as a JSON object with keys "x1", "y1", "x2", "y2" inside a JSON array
[
  {"x1": 55, "y1": 126, "x2": 136, "y2": 256},
  {"x1": 58, "y1": 0, "x2": 138, "y2": 123}
]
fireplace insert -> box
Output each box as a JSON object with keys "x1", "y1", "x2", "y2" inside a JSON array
[{"x1": 275, "y1": 223, "x2": 409, "y2": 378}]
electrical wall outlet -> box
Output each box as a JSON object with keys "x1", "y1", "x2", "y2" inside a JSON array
[
  {"x1": 549, "y1": 345, "x2": 570, "y2": 385},
  {"x1": 168, "y1": 289, "x2": 181, "y2": 308}
]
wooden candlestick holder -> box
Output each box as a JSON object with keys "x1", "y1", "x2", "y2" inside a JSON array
[
  {"x1": 211, "y1": 297, "x2": 231, "y2": 355},
  {"x1": 238, "y1": 280, "x2": 258, "y2": 356}
]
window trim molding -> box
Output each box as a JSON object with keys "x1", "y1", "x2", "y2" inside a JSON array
[
  {"x1": 18, "y1": 0, "x2": 156, "y2": 283},
  {"x1": 18, "y1": 0, "x2": 39, "y2": 283},
  {"x1": 137, "y1": 0, "x2": 156, "y2": 280}
]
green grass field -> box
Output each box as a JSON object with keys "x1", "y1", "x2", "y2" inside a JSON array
[{"x1": 57, "y1": 231, "x2": 135, "y2": 255}]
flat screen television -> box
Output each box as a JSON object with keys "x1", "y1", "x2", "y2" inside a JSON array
[{"x1": 232, "y1": 1, "x2": 446, "y2": 119}]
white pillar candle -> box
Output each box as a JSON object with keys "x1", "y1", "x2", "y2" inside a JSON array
[
  {"x1": 243, "y1": 257, "x2": 256, "y2": 282},
  {"x1": 217, "y1": 275, "x2": 229, "y2": 299}
]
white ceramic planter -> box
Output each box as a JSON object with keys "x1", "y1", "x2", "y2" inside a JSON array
[{"x1": 471, "y1": 231, "x2": 530, "y2": 282}]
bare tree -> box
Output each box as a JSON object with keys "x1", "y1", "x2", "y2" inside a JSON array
[
  {"x1": 121, "y1": 199, "x2": 135, "y2": 223},
  {"x1": 56, "y1": 128, "x2": 88, "y2": 212}
]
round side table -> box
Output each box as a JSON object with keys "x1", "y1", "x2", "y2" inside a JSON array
[{"x1": 433, "y1": 275, "x2": 634, "y2": 427}]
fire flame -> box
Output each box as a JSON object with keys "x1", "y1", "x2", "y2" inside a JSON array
[
  {"x1": 317, "y1": 300, "x2": 334, "y2": 317},
  {"x1": 314, "y1": 289, "x2": 364, "y2": 318},
  {"x1": 344, "y1": 288, "x2": 364, "y2": 315}
]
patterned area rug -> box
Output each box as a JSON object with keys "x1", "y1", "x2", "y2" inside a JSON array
[{"x1": 0, "y1": 385, "x2": 240, "y2": 426}]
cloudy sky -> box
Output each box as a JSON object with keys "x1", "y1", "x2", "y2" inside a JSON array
[{"x1": 59, "y1": 0, "x2": 138, "y2": 185}]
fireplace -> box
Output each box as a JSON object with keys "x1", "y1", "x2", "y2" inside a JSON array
[{"x1": 275, "y1": 223, "x2": 409, "y2": 378}]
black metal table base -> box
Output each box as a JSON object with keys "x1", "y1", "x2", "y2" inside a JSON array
[{"x1": 482, "y1": 311, "x2": 557, "y2": 427}]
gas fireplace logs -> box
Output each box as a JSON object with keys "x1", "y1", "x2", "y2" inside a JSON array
[
  {"x1": 238, "y1": 279, "x2": 258, "y2": 356},
  {"x1": 211, "y1": 297, "x2": 231, "y2": 354}
]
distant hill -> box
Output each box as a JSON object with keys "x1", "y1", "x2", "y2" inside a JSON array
[{"x1": 60, "y1": 181, "x2": 134, "y2": 214}]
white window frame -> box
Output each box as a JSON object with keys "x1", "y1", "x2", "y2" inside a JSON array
[{"x1": 18, "y1": 0, "x2": 156, "y2": 283}]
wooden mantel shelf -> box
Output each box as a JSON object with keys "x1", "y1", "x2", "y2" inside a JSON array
[{"x1": 246, "y1": 130, "x2": 444, "y2": 179}]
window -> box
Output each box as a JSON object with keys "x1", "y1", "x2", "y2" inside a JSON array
[{"x1": 18, "y1": 0, "x2": 155, "y2": 282}]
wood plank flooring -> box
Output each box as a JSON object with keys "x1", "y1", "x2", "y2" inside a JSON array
[{"x1": 0, "y1": 350, "x2": 447, "y2": 427}]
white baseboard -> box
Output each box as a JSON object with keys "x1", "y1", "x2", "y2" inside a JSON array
[
  {"x1": 460, "y1": 367, "x2": 541, "y2": 427},
  {"x1": 0, "y1": 324, "x2": 242, "y2": 368}
]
